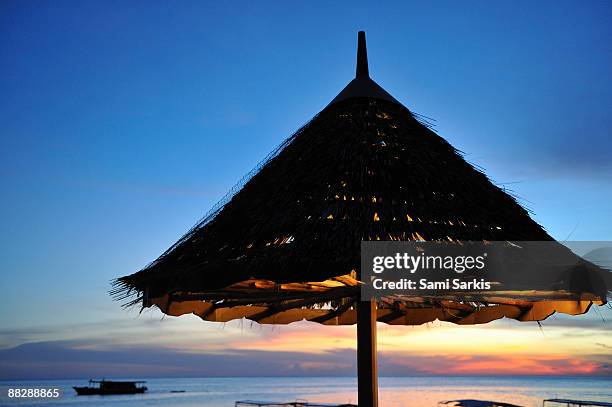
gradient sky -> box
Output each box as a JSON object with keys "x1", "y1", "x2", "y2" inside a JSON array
[{"x1": 1, "y1": 1, "x2": 611, "y2": 379}]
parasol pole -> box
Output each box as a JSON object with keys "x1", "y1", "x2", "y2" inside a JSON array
[
  {"x1": 357, "y1": 299, "x2": 378, "y2": 407},
  {"x1": 356, "y1": 31, "x2": 378, "y2": 407}
]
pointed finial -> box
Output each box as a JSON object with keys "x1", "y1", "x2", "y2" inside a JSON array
[{"x1": 356, "y1": 31, "x2": 369, "y2": 78}]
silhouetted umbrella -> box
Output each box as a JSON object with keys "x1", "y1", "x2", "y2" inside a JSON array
[{"x1": 113, "y1": 32, "x2": 608, "y2": 407}]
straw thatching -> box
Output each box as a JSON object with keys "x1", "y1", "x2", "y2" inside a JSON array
[{"x1": 112, "y1": 33, "x2": 607, "y2": 326}]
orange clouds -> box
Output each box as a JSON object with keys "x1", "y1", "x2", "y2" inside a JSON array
[
  {"x1": 231, "y1": 324, "x2": 356, "y2": 353},
  {"x1": 434, "y1": 355, "x2": 602, "y2": 375},
  {"x1": 214, "y1": 308, "x2": 612, "y2": 376},
  {"x1": 377, "y1": 352, "x2": 611, "y2": 376},
  {"x1": 4, "y1": 304, "x2": 609, "y2": 378}
]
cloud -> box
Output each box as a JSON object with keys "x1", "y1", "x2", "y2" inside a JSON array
[
  {"x1": 380, "y1": 352, "x2": 612, "y2": 376},
  {"x1": 2, "y1": 340, "x2": 611, "y2": 381},
  {"x1": 0, "y1": 315, "x2": 263, "y2": 351},
  {"x1": 0, "y1": 341, "x2": 357, "y2": 380},
  {"x1": 1, "y1": 306, "x2": 610, "y2": 380}
]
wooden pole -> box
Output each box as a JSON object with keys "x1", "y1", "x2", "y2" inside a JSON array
[{"x1": 357, "y1": 299, "x2": 378, "y2": 407}]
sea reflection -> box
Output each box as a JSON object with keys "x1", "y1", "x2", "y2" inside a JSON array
[{"x1": 0, "y1": 377, "x2": 610, "y2": 407}]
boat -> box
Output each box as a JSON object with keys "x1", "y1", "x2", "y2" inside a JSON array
[
  {"x1": 543, "y1": 399, "x2": 612, "y2": 407},
  {"x1": 73, "y1": 379, "x2": 147, "y2": 395},
  {"x1": 439, "y1": 400, "x2": 523, "y2": 407}
]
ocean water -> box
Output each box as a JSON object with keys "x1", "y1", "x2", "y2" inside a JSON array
[{"x1": 0, "y1": 376, "x2": 610, "y2": 407}]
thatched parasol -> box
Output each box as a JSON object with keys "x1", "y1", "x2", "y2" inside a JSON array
[{"x1": 113, "y1": 32, "x2": 608, "y2": 407}]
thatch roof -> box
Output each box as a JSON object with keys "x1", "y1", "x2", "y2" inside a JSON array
[{"x1": 113, "y1": 32, "x2": 607, "y2": 325}]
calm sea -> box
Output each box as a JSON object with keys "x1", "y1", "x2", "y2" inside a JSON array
[{"x1": 0, "y1": 377, "x2": 610, "y2": 407}]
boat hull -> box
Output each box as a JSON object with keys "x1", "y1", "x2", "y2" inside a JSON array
[{"x1": 73, "y1": 386, "x2": 147, "y2": 395}]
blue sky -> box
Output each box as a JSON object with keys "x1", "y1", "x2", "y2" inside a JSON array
[{"x1": 0, "y1": 1, "x2": 611, "y2": 379}]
